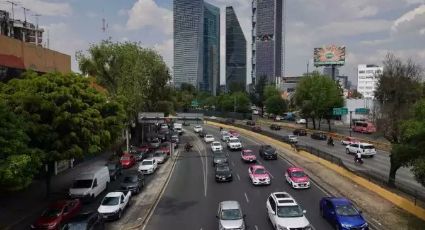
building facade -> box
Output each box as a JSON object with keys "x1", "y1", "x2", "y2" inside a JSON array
[
  {"x1": 0, "y1": 10, "x2": 44, "y2": 46},
  {"x1": 226, "y1": 6, "x2": 246, "y2": 92},
  {"x1": 202, "y1": 2, "x2": 220, "y2": 96},
  {"x1": 357, "y1": 64, "x2": 383, "y2": 99},
  {"x1": 251, "y1": 0, "x2": 284, "y2": 85},
  {"x1": 173, "y1": 0, "x2": 204, "y2": 89},
  {"x1": 323, "y1": 66, "x2": 339, "y2": 79}
]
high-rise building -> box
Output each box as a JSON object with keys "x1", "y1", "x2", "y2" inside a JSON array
[
  {"x1": 202, "y1": 2, "x2": 220, "y2": 96},
  {"x1": 173, "y1": 0, "x2": 204, "y2": 89},
  {"x1": 251, "y1": 0, "x2": 285, "y2": 85},
  {"x1": 323, "y1": 66, "x2": 339, "y2": 79},
  {"x1": 226, "y1": 6, "x2": 246, "y2": 92},
  {"x1": 357, "y1": 64, "x2": 383, "y2": 99}
]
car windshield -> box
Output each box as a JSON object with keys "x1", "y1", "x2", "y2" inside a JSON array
[
  {"x1": 121, "y1": 156, "x2": 130, "y2": 161},
  {"x1": 72, "y1": 179, "x2": 92, "y2": 188},
  {"x1": 221, "y1": 209, "x2": 242, "y2": 220},
  {"x1": 101, "y1": 197, "x2": 119, "y2": 206},
  {"x1": 243, "y1": 151, "x2": 253, "y2": 156},
  {"x1": 154, "y1": 152, "x2": 164, "y2": 157},
  {"x1": 62, "y1": 222, "x2": 88, "y2": 230},
  {"x1": 335, "y1": 204, "x2": 359, "y2": 216},
  {"x1": 142, "y1": 161, "x2": 153, "y2": 165},
  {"x1": 206, "y1": 135, "x2": 213, "y2": 138},
  {"x1": 42, "y1": 208, "x2": 62, "y2": 218},
  {"x1": 123, "y1": 176, "x2": 138, "y2": 183},
  {"x1": 213, "y1": 142, "x2": 220, "y2": 146},
  {"x1": 362, "y1": 145, "x2": 375, "y2": 149},
  {"x1": 107, "y1": 164, "x2": 116, "y2": 170},
  {"x1": 291, "y1": 171, "x2": 306, "y2": 178},
  {"x1": 196, "y1": 126, "x2": 201, "y2": 128},
  {"x1": 277, "y1": 205, "x2": 304, "y2": 218},
  {"x1": 216, "y1": 166, "x2": 230, "y2": 172},
  {"x1": 254, "y1": 168, "x2": 266, "y2": 174},
  {"x1": 230, "y1": 139, "x2": 239, "y2": 143},
  {"x1": 214, "y1": 153, "x2": 226, "y2": 158}
]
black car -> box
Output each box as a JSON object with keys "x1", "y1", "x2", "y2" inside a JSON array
[
  {"x1": 60, "y1": 212, "x2": 105, "y2": 230},
  {"x1": 246, "y1": 120, "x2": 256, "y2": 126},
  {"x1": 171, "y1": 134, "x2": 179, "y2": 148},
  {"x1": 157, "y1": 133, "x2": 166, "y2": 142},
  {"x1": 106, "y1": 162, "x2": 122, "y2": 180},
  {"x1": 311, "y1": 132, "x2": 327, "y2": 140},
  {"x1": 270, "y1": 124, "x2": 281, "y2": 130},
  {"x1": 199, "y1": 131, "x2": 207, "y2": 138},
  {"x1": 120, "y1": 171, "x2": 145, "y2": 194},
  {"x1": 212, "y1": 151, "x2": 229, "y2": 166},
  {"x1": 225, "y1": 118, "x2": 235, "y2": 124},
  {"x1": 293, "y1": 129, "x2": 307, "y2": 136},
  {"x1": 215, "y1": 163, "x2": 233, "y2": 182},
  {"x1": 259, "y1": 145, "x2": 277, "y2": 160}
]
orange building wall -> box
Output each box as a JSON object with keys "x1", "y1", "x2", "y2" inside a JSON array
[{"x1": 0, "y1": 35, "x2": 71, "y2": 73}]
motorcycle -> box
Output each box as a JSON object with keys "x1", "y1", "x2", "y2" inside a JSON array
[
  {"x1": 354, "y1": 156, "x2": 363, "y2": 165},
  {"x1": 185, "y1": 143, "x2": 193, "y2": 152},
  {"x1": 327, "y1": 139, "x2": 334, "y2": 147}
]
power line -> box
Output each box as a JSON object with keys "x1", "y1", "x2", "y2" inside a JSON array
[
  {"x1": 5, "y1": 1, "x2": 19, "y2": 20},
  {"x1": 22, "y1": 6, "x2": 29, "y2": 23}
]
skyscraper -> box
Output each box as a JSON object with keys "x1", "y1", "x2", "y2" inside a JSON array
[
  {"x1": 173, "y1": 0, "x2": 204, "y2": 89},
  {"x1": 252, "y1": 0, "x2": 285, "y2": 85},
  {"x1": 226, "y1": 6, "x2": 247, "y2": 92},
  {"x1": 202, "y1": 2, "x2": 220, "y2": 95}
]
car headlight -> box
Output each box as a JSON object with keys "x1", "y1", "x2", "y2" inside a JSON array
[
  {"x1": 304, "y1": 225, "x2": 312, "y2": 230},
  {"x1": 277, "y1": 225, "x2": 289, "y2": 230},
  {"x1": 361, "y1": 222, "x2": 369, "y2": 227},
  {"x1": 341, "y1": 223, "x2": 351, "y2": 228}
]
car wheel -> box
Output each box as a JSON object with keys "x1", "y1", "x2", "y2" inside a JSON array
[
  {"x1": 117, "y1": 210, "x2": 122, "y2": 219},
  {"x1": 345, "y1": 149, "x2": 350, "y2": 154},
  {"x1": 136, "y1": 187, "x2": 140, "y2": 194}
]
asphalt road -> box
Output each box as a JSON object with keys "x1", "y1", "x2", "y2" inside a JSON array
[{"x1": 145, "y1": 125, "x2": 335, "y2": 230}]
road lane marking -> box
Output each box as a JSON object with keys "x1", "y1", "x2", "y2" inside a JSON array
[
  {"x1": 268, "y1": 172, "x2": 274, "y2": 179},
  {"x1": 254, "y1": 225, "x2": 259, "y2": 230},
  {"x1": 231, "y1": 161, "x2": 235, "y2": 166},
  {"x1": 244, "y1": 192, "x2": 250, "y2": 203},
  {"x1": 237, "y1": 174, "x2": 240, "y2": 181},
  {"x1": 257, "y1": 160, "x2": 263, "y2": 165},
  {"x1": 192, "y1": 133, "x2": 208, "y2": 198}
]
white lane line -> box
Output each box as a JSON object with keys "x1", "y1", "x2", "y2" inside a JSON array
[
  {"x1": 193, "y1": 136, "x2": 208, "y2": 198},
  {"x1": 268, "y1": 172, "x2": 274, "y2": 179},
  {"x1": 237, "y1": 174, "x2": 241, "y2": 181},
  {"x1": 244, "y1": 192, "x2": 250, "y2": 203},
  {"x1": 257, "y1": 160, "x2": 263, "y2": 165},
  {"x1": 231, "y1": 161, "x2": 235, "y2": 166},
  {"x1": 254, "y1": 225, "x2": 259, "y2": 230},
  {"x1": 371, "y1": 218, "x2": 383, "y2": 226}
]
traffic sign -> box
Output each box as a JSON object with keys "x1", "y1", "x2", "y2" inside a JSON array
[
  {"x1": 191, "y1": 100, "x2": 199, "y2": 107},
  {"x1": 355, "y1": 108, "x2": 369, "y2": 114},
  {"x1": 333, "y1": 107, "x2": 348, "y2": 116}
]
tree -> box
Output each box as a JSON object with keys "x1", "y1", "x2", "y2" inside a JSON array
[
  {"x1": 249, "y1": 75, "x2": 267, "y2": 114},
  {"x1": 228, "y1": 82, "x2": 245, "y2": 93},
  {"x1": 265, "y1": 96, "x2": 288, "y2": 115},
  {"x1": 1, "y1": 71, "x2": 126, "y2": 194},
  {"x1": 264, "y1": 85, "x2": 280, "y2": 100},
  {"x1": 374, "y1": 54, "x2": 424, "y2": 186},
  {"x1": 232, "y1": 92, "x2": 250, "y2": 113}
]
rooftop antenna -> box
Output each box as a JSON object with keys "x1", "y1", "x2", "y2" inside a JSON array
[
  {"x1": 22, "y1": 6, "x2": 29, "y2": 23},
  {"x1": 6, "y1": 1, "x2": 18, "y2": 20},
  {"x1": 33, "y1": 13, "x2": 41, "y2": 45}
]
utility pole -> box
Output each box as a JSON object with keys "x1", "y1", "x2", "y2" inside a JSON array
[
  {"x1": 22, "y1": 6, "x2": 29, "y2": 23},
  {"x1": 33, "y1": 13, "x2": 41, "y2": 45},
  {"x1": 6, "y1": 1, "x2": 18, "y2": 37}
]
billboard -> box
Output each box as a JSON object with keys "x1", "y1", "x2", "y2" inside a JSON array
[{"x1": 314, "y1": 45, "x2": 346, "y2": 66}]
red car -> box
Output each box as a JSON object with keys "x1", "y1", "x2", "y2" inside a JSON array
[
  {"x1": 120, "y1": 153, "x2": 136, "y2": 169},
  {"x1": 285, "y1": 167, "x2": 310, "y2": 189},
  {"x1": 341, "y1": 137, "x2": 360, "y2": 146},
  {"x1": 241, "y1": 149, "x2": 256, "y2": 163},
  {"x1": 228, "y1": 130, "x2": 240, "y2": 138},
  {"x1": 251, "y1": 126, "x2": 262, "y2": 132},
  {"x1": 31, "y1": 199, "x2": 81, "y2": 229},
  {"x1": 138, "y1": 144, "x2": 150, "y2": 153},
  {"x1": 159, "y1": 142, "x2": 172, "y2": 156}
]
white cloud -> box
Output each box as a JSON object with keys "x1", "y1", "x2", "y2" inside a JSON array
[
  {"x1": 153, "y1": 39, "x2": 173, "y2": 70},
  {"x1": 126, "y1": 0, "x2": 172, "y2": 35},
  {"x1": 18, "y1": 0, "x2": 72, "y2": 16},
  {"x1": 317, "y1": 20, "x2": 391, "y2": 38},
  {"x1": 391, "y1": 4, "x2": 425, "y2": 35}
]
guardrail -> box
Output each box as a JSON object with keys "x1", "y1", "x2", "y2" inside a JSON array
[{"x1": 206, "y1": 118, "x2": 425, "y2": 208}]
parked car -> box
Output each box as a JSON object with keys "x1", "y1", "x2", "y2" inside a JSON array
[
  {"x1": 266, "y1": 192, "x2": 311, "y2": 230},
  {"x1": 215, "y1": 163, "x2": 233, "y2": 182},
  {"x1": 31, "y1": 199, "x2": 82, "y2": 230},
  {"x1": 311, "y1": 132, "x2": 327, "y2": 140},
  {"x1": 149, "y1": 138, "x2": 161, "y2": 148},
  {"x1": 120, "y1": 153, "x2": 136, "y2": 169},
  {"x1": 159, "y1": 142, "x2": 172, "y2": 156},
  {"x1": 341, "y1": 137, "x2": 360, "y2": 146},
  {"x1": 138, "y1": 159, "x2": 158, "y2": 175},
  {"x1": 248, "y1": 165, "x2": 271, "y2": 185},
  {"x1": 346, "y1": 143, "x2": 376, "y2": 158},
  {"x1": 204, "y1": 134, "x2": 215, "y2": 143},
  {"x1": 193, "y1": 125, "x2": 203, "y2": 133},
  {"x1": 285, "y1": 167, "x2": 310, "y2": 189},
  {"x1": 152, "y1": 151, "x2": 168, "y2": 164},
  {"x1": 211, "y1": 141, "x2": 223, "y2": 152},
  {"x1": 270, "y1": 124, "x2": 281, "y2": 130},
  {"x1": 293, "y1": 129, "x2": 307, "y2": 136},
  {"x1": 228, "y1": 130, "x2": 240, "y2": 138},
  {"x1": 246, "y1": 120, "x2": 255, "y2": 126},
  {"x1": 251, "y1": 126, "x2": 262, "y2": 132},
  {"x1": 106, "y1": 162, "x2": 122, "y2": 181},
  {"x1": 120, "y1": 171, "x2": 144, "y2": 194},
  {"x1": 296, "y1": 118, "x2": 307, "y2": 124},
  {"x1": 199, "y1": 131, "x2": 207, "y2": 138},
  {"x1": 60, "y1": 212, "x2": 105, "y2": 230},
  {"x1": 131, "y1": 149, "x2": 145, "y2": 162},
  {"x1": 212, "y1": 151, "x2": 229, "y2": 167},
  {"x1": 241, "y1": 149, "x2": 256, "y2": 163},
  {"x1": 171, "y1": 134, "x2": 179, "y2": 147},
  {"x1": 320, "y1": 197, "x2": 369, "y2": 230},
  {"x1": 98, "y1": 191, "x2": 132, "y2": 220},
  {"x1": 216, "y1": 201, "x2": 245, "y2": 230},
  {"x1": 225, "y1": 118, "x2": 235, "y2": 124},
  {"x1": 69, "y1": 166, "x2": 110, "y2": 201},
  {"x1": 259, "y1": 145, "x2": 277, "y2": 160},
  {"x1": 227, "y1": 137, "x2": 242, "y2": 151},
  {"x1": 157, "y1": 133, "x2": 166, "y2": 142},
  {"x1": 283, "y1": 135, "x2": 298, "y2": 143}
]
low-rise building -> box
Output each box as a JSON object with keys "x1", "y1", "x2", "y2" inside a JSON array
[{"x1": 357, "y1": 64, "x2": 383, "y2": 99}]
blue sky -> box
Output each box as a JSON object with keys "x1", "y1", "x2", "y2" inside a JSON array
[{"x1": 1, "y1": 0, "x2": 425, "y2": 85}]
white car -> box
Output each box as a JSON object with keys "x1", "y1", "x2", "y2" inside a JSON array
[
  {"x1": 296, "y1": 118, "x2": 307, "y2": 124},
  {"x1": 346, "y1": 143, "x2": 376, "y2": 157},
  {"x1": 204, "y1": 134, "x2": 215, "y2": 143},
  {"x1": 211, "y1": 141, "x2": 223, "y2": 152},
  {"x1": 266, "y1": 192, "x2": 311, "y2": 230},
  {"x1": 227, "y1": 137, "x2": 242, "y2": 150},
  {"x1": 284, "y1": 135, "x2": 298, "y2": 143},
  {"x1": 221, "y1": 133, "x2": 231, "y2": 142},
  {"x1": 193, "y1": 125, "x2": 203, "y2": 133},
  {"x1": 138, "y1": 159, "x2": 158, "y2": 174},
  {"x1": 98, "y1": 191, "x2": 132, "y2": 220}
]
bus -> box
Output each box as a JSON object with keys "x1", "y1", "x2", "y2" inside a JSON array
[{"x1": 352, "y1": 121, "x2": 376, "y2": 134}]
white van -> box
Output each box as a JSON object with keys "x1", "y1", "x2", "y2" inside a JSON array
[
  {"x1": 69, "y1": 166, "x2": 110, "y2": 201},
  {"x1": 173, "y1": 123, "x2": 183, "y2": 135}
]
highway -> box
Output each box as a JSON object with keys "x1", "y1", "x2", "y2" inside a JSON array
[{"x1": 145, "y1": 125, "x2": 335, "y2": 230}]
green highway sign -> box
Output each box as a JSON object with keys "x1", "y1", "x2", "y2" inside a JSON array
[
  {"x1": 333, "y1": 107, "x2": 348, "y2": 116},
  {"x1": 355, "y1": 108, "x2": 370, "y2": 114},
  {"x1": 191, "y1": 100, "x2": 199, "y2": 107}
]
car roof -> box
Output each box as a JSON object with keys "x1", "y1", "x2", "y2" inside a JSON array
[
  {"x1": 251, "y1": 165, "x2": 265, "y2": 170},
  {"x1": 359, "y1": 143, "x2": 374, "y2": 146},
  {"x1": 242, "y1": 149, "x2": 253, "y2": 153},
  {"x1": 212, "y1": 141, "x2": 220, "y2": 144},
  {"x1": 287, "y1": 167, "x2": 304, "y2": 172},
  {"x1": 143, "y1": 158, "x2": 154, "y2": 162},
  {"x1": 326, "y1": 197, "x2": 352, "y2": 206},
  {"x1": 271, "y1": 192, "x2": 298, "y2": 206},
  {"x1": 105, "y1": 192, "x2": 123, "y2": 197},
  {"x1": 220, "y1": 200, "x2": 240, "y2": 210}
]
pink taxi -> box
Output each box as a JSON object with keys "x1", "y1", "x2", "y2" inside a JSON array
[
  {"x1": 241, "y1": 149, "x2": 256, "y2": 163},
  {"x1": 228, "y1": 130, "x2": 240, "y2": 138},
  {"x1": 248, "y1": 165, "x2": 271, "y2": 185},
  {"x1": 285, "y1": 167, "x2": 310, "y2": 189}
]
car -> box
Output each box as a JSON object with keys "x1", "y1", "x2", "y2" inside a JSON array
[
  {"x1": 249, "y1": 165, "x2": 271, "y2": 185},
  {"x1": 341, "y1": 137, "x2": 360, "y2": 146},
  {"x1": 157, "y1": 133, "x2": 166, "y2": 142},
  {"x1": 266, "y1": 192, "x2": 311, "y2": 230},
  {"x1": 251, "y1": 126, "x2": 262, "y2": 132},
  {"x1": 199, "y1": 131, "x2": 207, "y2": 138},
  {"x1": 173, "y1": 123, "x2": 183, "y2": 135},
  {"x1": 212, "y1": 151, "x2": 229, "y2": 166},
  {"x1": 216, "y1": 201, "x2": 246, "y2": 230},
  {"x1": 193, "y1": 125, "x2": 203, "y2": 133},
  {"x1": 246, "y1": 120, "x2": 255, "y2": 126},
  {"x1": 215, "y1": 163, "x2": 233, "y2": 182},
  {"x1": 252, "y1": 109, "x2": 259, "y2": 115},
  {"x1": 138, "y1": 158, "x2": 158, "y2": 174},
  {"x1": 227, "y1": 137, "x2": 242, "y2": 150},
  {"x1": 346, "y1": 143, "x2": 376, "y2": 158},
  {"x1": 225, "y1": 118, "x2": 235, "y2": 124},
  {"x1": 152, "y1": 151, "x2": 168, "y2": 164},
  {"x1": 171, "y1": 135, "x2": 179, "y2": 148},
  {"x1": 120, "y1": 153, "x2": 136, "y2": 169},
  {"x1": 149, "y1": 137, "x2": 161, "y2": 148},
  {"x1": 270, "y1": 124, "x2": 281, "y2": 130},
  {"x1": 211, "y1": 141, "x2": 223, "y2": 152},
  {"x1": 285, "y1": 167, "x2": 310, "y2": 189},
  {"x1": 98, "y1": 191, "x2": 132, "y2": 220},
  {"x1": 31, "y1": 199, "x2": 82, "y2": 230},
  {"x1": 228, "y1": 130, "x2": 239, "y2": 138},
  {"x1": 320, "y1": 197, "x2": 369, "y2": 230},
  {"x1": 106, "y1": 162, "x2": 122, "y2": 181},
  {"x1": 274, "y1": 115, "x2": 283, "y2": 121},
  {"x1": 69, "y1": 167, "x2": 110, "y2": 201},
  {"x1": 293, "y1": 129, "x2": 307, "y2": 136},
  {"x1": 296, "y1": 118, "x2": 307, "y2": 124},
  {"x1": 60, "y1": 212, "x2": 105, "y2": 230},
  {"x1": 221, "y1": 133, "x2": 231, "y2": 142},
  {"x1": 220, "y1": 130, "x2": 229, "y2": 136},
  {"x1": 204, "y1": 134, "x2": 215, "y2": 143},
  {"x1": 283, "y1": 135, "x2": 298, "y2": 143},
  {"x1": 259, "y1": 145, "x2": 277, "y2": 160},
  {"x1": 311, "y1": 132, "x2": 327, "y2": 140},
  {"x1": 120, "y1": 171, "x2": 144, "y2": 194},
  {"x1": 159, "y1": 142, "x2": 172, "y2": 156},
  {"x1": 160, "y1": 123, "x2": 169, "y2": 130},
  {"x1": 210, "y1": 116, "x2": 217, "y2": 119},
  {"x1": 241, "y1": 149, "x2": 256, "y2": 163},
  {"x1": 131, "y1": 148, "x2": 147, "y2": 162}
]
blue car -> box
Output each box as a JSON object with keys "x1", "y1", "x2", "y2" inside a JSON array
[{"x1": 320, "y1": 197, "x2": 369, "y2": 230}]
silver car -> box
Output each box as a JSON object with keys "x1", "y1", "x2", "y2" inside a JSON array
[{"x1": 217, "y1": 201, "x2": 245, "y2": 230}]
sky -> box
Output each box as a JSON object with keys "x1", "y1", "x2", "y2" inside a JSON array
[{"x1": 1, "y1": 0, "x2": 425, "y2": 86}]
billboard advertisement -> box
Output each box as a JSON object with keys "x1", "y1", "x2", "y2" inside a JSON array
[{"x1": 314, "y1": 45, "x2": 346, "y2": 66}]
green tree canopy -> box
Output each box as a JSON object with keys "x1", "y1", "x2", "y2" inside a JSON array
[
  {"x1": 265, "y1": 95, "x2": 288, "y2": 115},
  {"x1": 264, "y1": 85, "x2": 280, "y2": 100}
]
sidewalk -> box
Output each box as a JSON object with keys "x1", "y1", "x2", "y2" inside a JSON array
[{"x1": 0, "y1": 151, "x2": 113, "y2": 229}]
